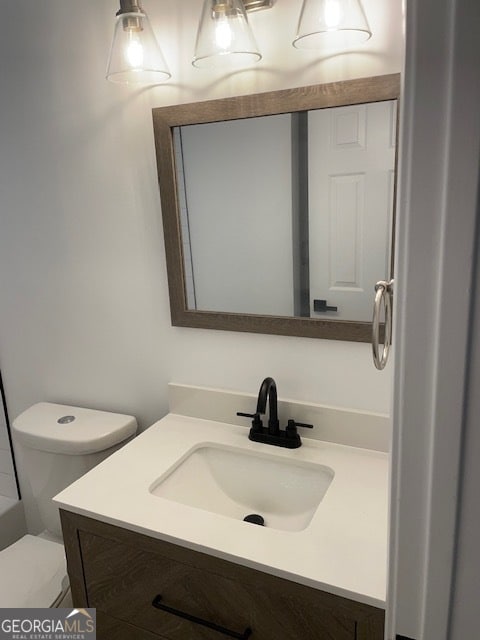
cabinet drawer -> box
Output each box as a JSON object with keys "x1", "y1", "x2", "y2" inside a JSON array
[
  {"x1": 97, "y1": 611, "x2": 167, "y2": 640},
  {"x1": 80, "y1": 531, "x2": 356, "y2": 640}
]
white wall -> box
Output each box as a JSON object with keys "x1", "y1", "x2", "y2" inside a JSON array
[
  {"x1": 0, "y1": 1, "x2": 403, "y2": 528},
  {"x1": 181, "y1": 115, "x2": 294, "y2": 316}
]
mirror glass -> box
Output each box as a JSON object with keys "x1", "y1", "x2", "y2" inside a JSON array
[
  {"x1": 175, "y1": 101, "x2": 396, "y2": 322},
  {"x1": 153, "y1": 75, "x2": 400, "y2": 341}
]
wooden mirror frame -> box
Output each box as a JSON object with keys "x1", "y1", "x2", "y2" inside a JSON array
[{"x1": 152, "y1": 73, "x2": 400, "y2": 342}]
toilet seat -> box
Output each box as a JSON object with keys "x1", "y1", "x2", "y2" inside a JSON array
[{"x1": 0, "y1": 534, "x2": 66, "y2": 607}]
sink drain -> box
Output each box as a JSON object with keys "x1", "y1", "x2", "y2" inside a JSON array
[{"x1": 243, "y1": 514, "x2": 265, "y2": 526}]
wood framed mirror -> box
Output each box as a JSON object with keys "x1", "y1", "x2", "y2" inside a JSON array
[{"x1": 152, "y1": 73, "x2": 400, "y2": 342}]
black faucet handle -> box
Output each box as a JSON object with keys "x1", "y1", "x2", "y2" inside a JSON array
[
  {"x1": 284, "y1": 419, "x2": 313, "y2": 447},
  {"x1": 237, "y1": 412, "x2": 263, "y2": 431},
  {"x1": 286, "y1": 419, "x2": 314, "y2": 432},
  {"x1": 294, "y1": 421, "x2": 314, "y2": 429}
]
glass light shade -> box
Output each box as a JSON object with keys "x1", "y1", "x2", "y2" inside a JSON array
[
  {"x1": 106, "y1": 9, "x2": 171, "y2": 84},
  {"x1": 293, "y1": 0, "x2": 372, "y2": 49},
  {"x1": 193, "y1": 0, "x2": 262, "y2": 69},
  {"x1": 243, "y1": 0, "x2": 275, "y2": 10}
]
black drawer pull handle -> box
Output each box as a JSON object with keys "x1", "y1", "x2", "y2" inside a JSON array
[{"x1": 152, "y1": 595, "x2": 252, "y2": 639}]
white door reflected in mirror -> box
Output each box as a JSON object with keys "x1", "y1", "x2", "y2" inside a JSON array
[{"x1": 309, "y1": 101, "x2": 396, "y2": 321}]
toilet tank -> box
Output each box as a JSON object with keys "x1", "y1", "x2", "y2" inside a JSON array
[{"x1": 12, "y1": 403, "x2": 137, "y2": 538}]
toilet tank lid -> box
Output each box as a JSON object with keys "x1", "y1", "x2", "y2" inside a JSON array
[{"x1": 12, "y1": 402, "x2": 138, "y2": 455}]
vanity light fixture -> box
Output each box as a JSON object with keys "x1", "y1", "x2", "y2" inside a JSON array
[
  {"x1": 192, "y1": 0, "x2": 266, "y2": 69},
  {"x1": 106, "y1": 0, "x2": 171, "y2": 84},
  {"x1": 293, "y1": 0, "x2": 372, "y2": 49},
  {"x1": 242, "y1": 0, "x2": 275, "y2": 10}
]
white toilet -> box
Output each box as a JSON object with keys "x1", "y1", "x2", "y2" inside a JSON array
[{"x1": 0, "y1": 402, "x2": 137, "y2": 608}]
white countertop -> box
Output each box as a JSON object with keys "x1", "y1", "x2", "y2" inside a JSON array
[{"x1": 54, "y1": 414, "x2": 389, "y2": 609}]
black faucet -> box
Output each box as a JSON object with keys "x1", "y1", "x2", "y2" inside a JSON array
[
  {"x1": 256, "y1": 377, "x2": 280, "y2": 435},
  {"x1": 237, "y1": 377, "x2": 313, "y2": 449}
]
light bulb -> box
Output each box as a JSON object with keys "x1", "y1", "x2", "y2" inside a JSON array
[
  {"x1": 215, "y1": 17, "x2": 233, "y2": 50},
  {"x1": 126, "y1": 33, "x2": 144, "y2": 67},
  {"x1": 106, "y1": 4, "x2": 171, "y2": 84},
  {"x1": 192, "y1": 0, "x2": 261, "y2": 68},
  {"x1": 324, "y1": 0, "x2": 343, "y2": 29},
  {"x1": 293, "y1": 0, "x2": 372, "y2": 48}
]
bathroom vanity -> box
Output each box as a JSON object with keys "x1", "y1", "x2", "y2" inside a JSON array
[
  {"x1": 61, "y1": 510, "x2": 384, "y2": 640},
  {"x1": 55, "y1": 413, "x2": 388, "y2": 640}
]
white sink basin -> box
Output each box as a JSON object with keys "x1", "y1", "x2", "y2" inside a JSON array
[{"x1": 150, "y1": 444, "x2": 334, "y2": 531}]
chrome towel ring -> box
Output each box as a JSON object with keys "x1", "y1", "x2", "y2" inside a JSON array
[{"x1": 372, "y1": 279, "x2": 394, "y2": 370}]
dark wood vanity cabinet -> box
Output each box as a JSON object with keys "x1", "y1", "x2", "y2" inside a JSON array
[{"x1": 60, "y1": 510, "x2": 384, "y2": 640}]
